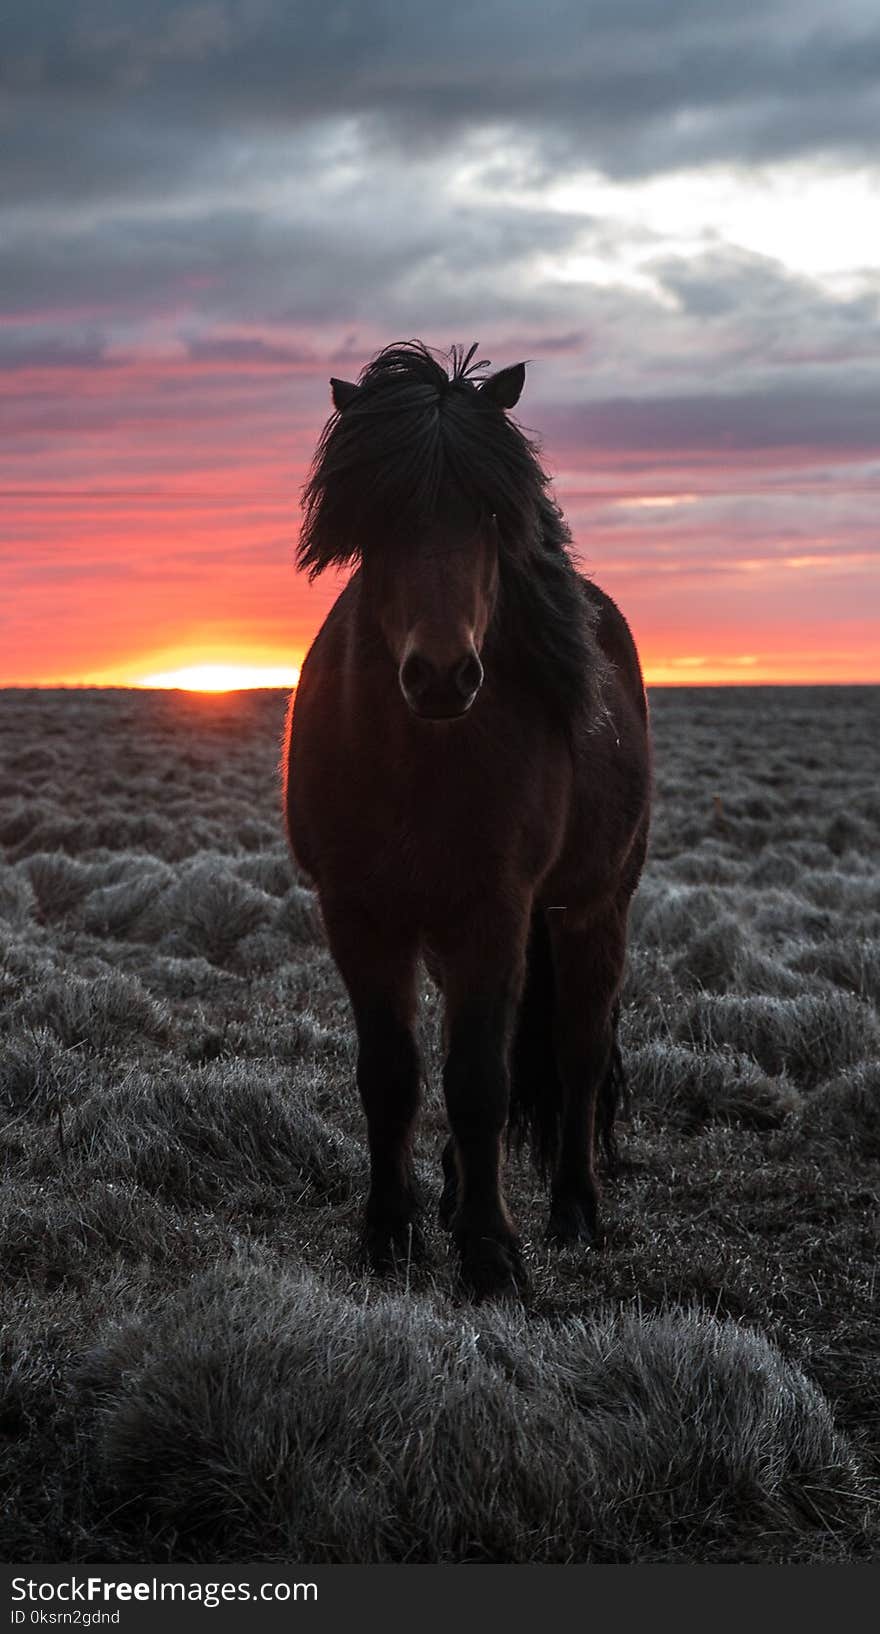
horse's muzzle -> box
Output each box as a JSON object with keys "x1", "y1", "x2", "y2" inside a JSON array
[{"x1": 399, "y1": 649, "x2": 484, "y2": 720}]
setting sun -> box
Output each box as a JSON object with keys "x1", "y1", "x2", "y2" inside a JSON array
[{"x1": 137, "y1": 663, "x2": 300, "y2": 692}]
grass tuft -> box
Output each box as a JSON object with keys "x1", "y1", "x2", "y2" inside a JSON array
[
  {"x1": 627, "y1": 1039, "x2": 801, "y2": 1130},
  {"x1": 67, "y1": 1061, "x2": 363, "y2": 1204},
  {"x1": 20, "y1": 970, "x2": 170, "y2": 1054},
  {"x1": 156, "y1": 857, "x2": 275, "y2": 963},
  {"x1": 79, "y1": 1264, "x2": 870, "y2": 1564},
  {"x1": 792, "y1": 1061, "x2": 880, "y2": 1159},
  {"x1": 676, "y1": 991, "x2": 880, "y2": 1089},
  {"x1": 0, "y1": 1026, "x2": 91, "y2": 1117},
  {"x1": 25, "y1": 852, "x2": 90, "y2": 920},
  {"x1": 0, "y1": 866, "x2": 36, "y2": 927}
]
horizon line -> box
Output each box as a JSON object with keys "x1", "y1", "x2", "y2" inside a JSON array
[{"x1": 2, "y1": 679, "x2": 878, "y2": 693}]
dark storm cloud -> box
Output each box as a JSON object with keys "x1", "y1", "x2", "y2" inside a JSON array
[
  {"x1": 184, "y1": 334, "x2": 317, "y2": 366},
  {"x1": 0, "y1": 331, "x2": 117, "y2": 370},
  {"x1": 3, "y1": 0, "x2": 880, "y2": 206},
  {"x1": 655, "y1": 249, "x2": 878, "y2": 326},
  {"x1": 0, "y1": 187, "x2": 590, "y2": 326},
  {"x1": 649, "y1": 248, "x2": 880, "y2": 372},
  {"x1": 543, "y1": 378, "x2": 880, "y2": 455}
]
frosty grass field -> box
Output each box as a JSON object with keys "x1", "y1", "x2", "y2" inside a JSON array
[{"x1": 1, "y1": 683, "x2": 878, "y2": 1564}]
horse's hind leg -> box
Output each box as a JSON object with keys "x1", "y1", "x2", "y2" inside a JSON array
[
  {"x1": 547, "y1": 905, "x2": 627, "y2": 1245},
  {"x1": 319, "y1": 897, "x2": 422, "y2": 1271}
]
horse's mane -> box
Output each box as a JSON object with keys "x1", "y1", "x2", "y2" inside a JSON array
[{"x1": 299, "y1": 340, "x2": 606, "y2": 730}]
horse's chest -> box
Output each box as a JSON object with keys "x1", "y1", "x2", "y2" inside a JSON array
[
  {"x1": 359, "y1": 759, "x2": 505, "y2": 890},
  {"x1": 320, "y1": 734, "x2": 557, "y2": 909}
]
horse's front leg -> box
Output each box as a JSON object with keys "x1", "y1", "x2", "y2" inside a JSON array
[
  {"x1": 437, "y1": 903, "x2": 531, "y2": 1300},
  {"x1": 320, "y1": 896, "x2": 422, "y2": 1271}
]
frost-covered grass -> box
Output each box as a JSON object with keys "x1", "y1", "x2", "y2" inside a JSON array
[{"x1": 1, "y1": 684, "x2": 878, "y2": 1564}]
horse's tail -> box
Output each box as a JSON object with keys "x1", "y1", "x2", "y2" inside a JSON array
[
  {"x1": 597, "y1": 999, "x2": 627, "y2": 1176},
  {"x1": 509, "y1": 912, "x2": 625, "y2": 1176}
]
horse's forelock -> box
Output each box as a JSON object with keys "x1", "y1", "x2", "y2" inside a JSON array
[{"x1": 298, "y1": 341, "x2": 553, "y2": 582}]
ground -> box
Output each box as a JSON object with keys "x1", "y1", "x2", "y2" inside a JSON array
[{"x1": 0, "y1": 684, "x2": 877, "y2": 1564}]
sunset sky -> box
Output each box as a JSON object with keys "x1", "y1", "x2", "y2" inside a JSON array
[{"x1": 2, "y1": 0, "x2": 879, "y2": 687}]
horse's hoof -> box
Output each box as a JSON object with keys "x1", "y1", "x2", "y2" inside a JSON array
[
  {"x1": 546, "y1": 1194, "x2": 600, "y2": 1247},
  {"x1": 459, "y1": 1235, "x2": 531, "y2": 1303},
  {"x1": 364, "y1": 1217, "x2": 425, "y2": 1275}
]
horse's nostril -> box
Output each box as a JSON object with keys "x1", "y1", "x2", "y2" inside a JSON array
[
  {"x1": 401, "y1": 649, "x2": 482, "y2": 715},
  {"x1": 400, "y1": 652, "x2": 434, "y2": 701},
  {"x1": 455, "y1": 653, "x2": 484, "y2": 699}
]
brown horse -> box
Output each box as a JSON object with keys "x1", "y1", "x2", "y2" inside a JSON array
[{"x1": 284, "y1": 342, "x2": 651, "y2": 1299}]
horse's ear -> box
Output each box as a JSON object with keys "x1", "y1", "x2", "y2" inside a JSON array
[
  {"x1": 330, "y1": 377, "x2": 359, "y2": 412},
  {"x1": 481, "y1": 363, "x2": 525, "y2": 410}
]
